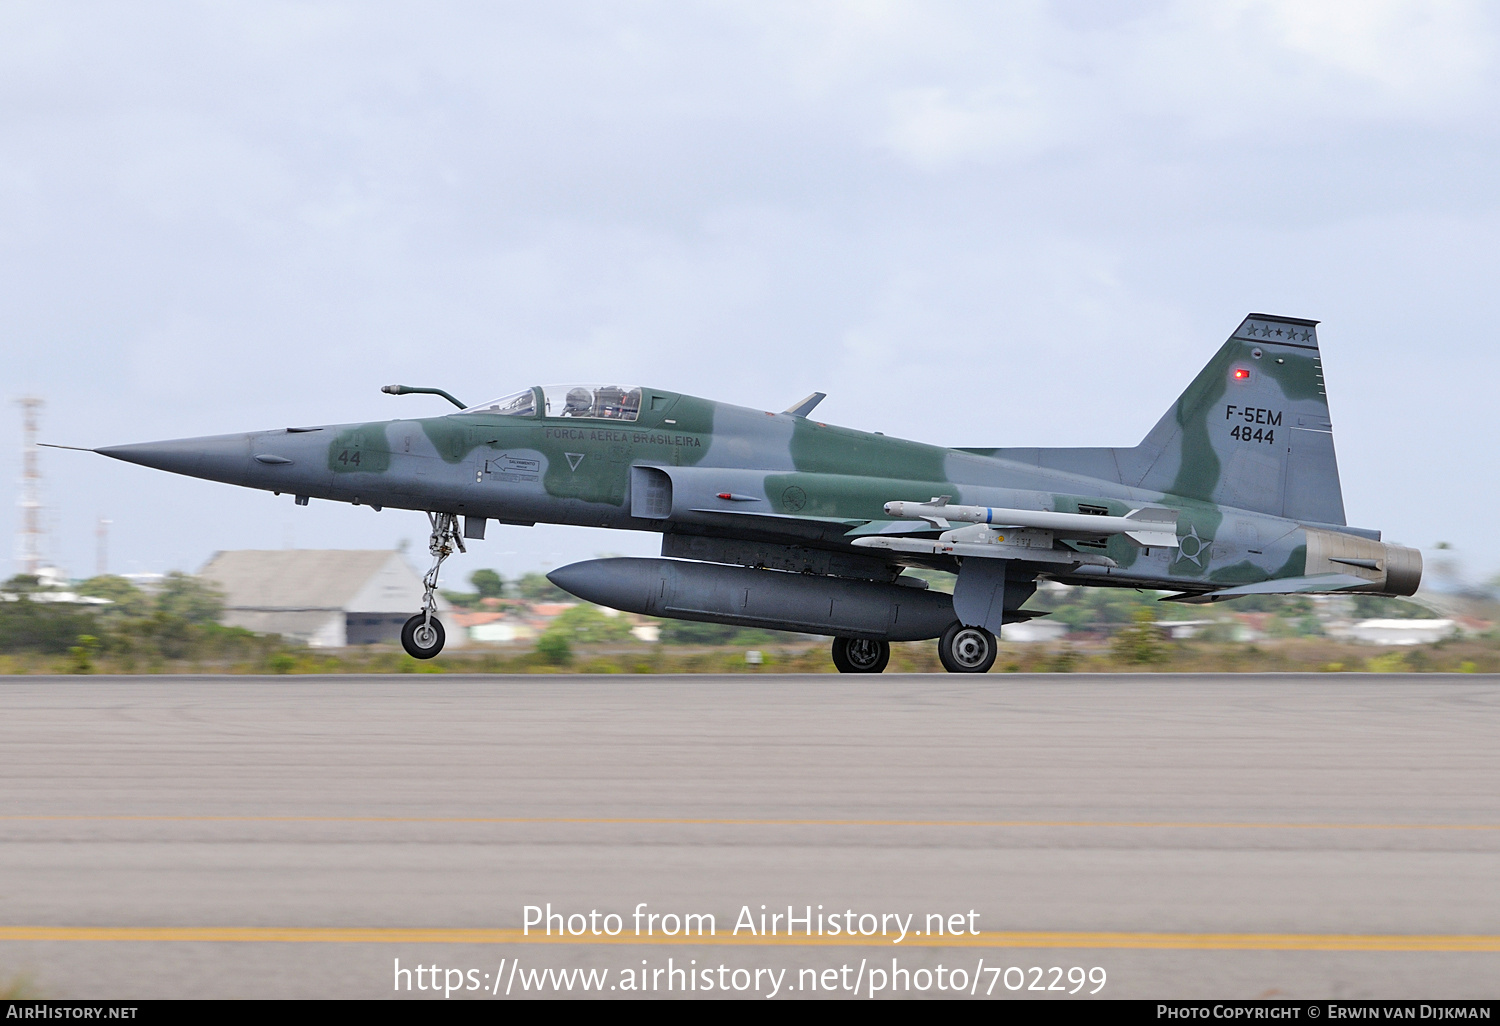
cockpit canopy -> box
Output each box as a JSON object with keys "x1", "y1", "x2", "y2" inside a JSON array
[
  {"x1": 542, "y1": 384, "x2": 641, "y2": 421},
  {"x1": 461, "y1": 384, "x2": 643, "y2": 422},
  {"x1": 462, "y1": 389, "x2": 536, "y2": 417}
]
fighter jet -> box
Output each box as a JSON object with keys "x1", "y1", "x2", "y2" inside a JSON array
[{"x1": 78, "y1": 314, "x2": 1420, "y2": 672}]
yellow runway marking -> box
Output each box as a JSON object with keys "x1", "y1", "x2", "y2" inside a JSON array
[
  {"x1": 3, "y1": 815, "x2": 1499, "y2": 831},
  {"x1": 2, "y1": 927, "x2": 1498, "y2": 951}
]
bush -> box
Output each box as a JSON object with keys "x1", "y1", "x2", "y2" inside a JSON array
[
  {"x1": 548, "y1": 604, "x2": 635, "y2": 644},
  {"x1": 0, "y1": 598, "x2": 101, "y2": 654},
  {"x1": 1366, "y1": 651, "x2": 1410, "y2": 673},
  {"x1": 68, "y1": 634, "x2": 99, "y2": 674},
  {"x1": 1110, "y1": 608, "x2": 1169, "y2": 665},
  {"x1": 659, "y1": 620, "x2": 799, "y2": 646},
  {"x1": 536, "y1": 631, "x2": 573, "y2": 666},
  {"x1": 1048, "y1": 647, "x2": 1079, "y2": 673}
]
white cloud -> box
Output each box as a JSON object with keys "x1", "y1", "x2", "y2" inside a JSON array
[{"x1": 0, "y1": 1, "x2": 1497, "y2": 578}]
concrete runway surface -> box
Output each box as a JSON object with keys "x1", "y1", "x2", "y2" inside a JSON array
[{"x1": 1, "y1": 673, "x2": 1497, "y2": 1000}]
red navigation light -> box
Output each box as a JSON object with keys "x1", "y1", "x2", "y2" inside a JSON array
[
  {"x1": 1233, "y1": 368, "x2": 1251, "y2": 380},
  {"x1": 717, "y1": 493, "x2": 733, "y2": 500}
]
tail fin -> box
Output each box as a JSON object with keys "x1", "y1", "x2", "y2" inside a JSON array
[
  {"x1": 984, "y1": 314, "x2": 1347, "y2": 524},
  {"x1": 1131, "y1": 313, "x2": 1345, "y2": 524}
]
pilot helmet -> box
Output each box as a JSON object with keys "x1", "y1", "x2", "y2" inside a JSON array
[{"x1": 564, "y1": 387, "x2": 593, "y2": 417}]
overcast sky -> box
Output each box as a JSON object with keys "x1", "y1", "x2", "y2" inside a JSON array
[{"x1": 2, "y1": 0, "x2": 1497, "y2": 589}]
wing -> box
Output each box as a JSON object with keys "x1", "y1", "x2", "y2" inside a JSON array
[{"x1": 1161, "y1": 573, "x2": 1375, "y2": 604}]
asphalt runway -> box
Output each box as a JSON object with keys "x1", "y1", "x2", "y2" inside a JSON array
[{"x1": 1, "y1": 673, "x2": 1497, "y2": 1000}]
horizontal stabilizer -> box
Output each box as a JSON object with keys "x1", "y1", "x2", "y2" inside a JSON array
[{"x1": 1163, "y1": 573, "x2": 1373, "y2": 604}]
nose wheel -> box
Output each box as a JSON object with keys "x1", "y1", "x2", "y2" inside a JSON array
[
  {"x1": 403, "y1": 511, "x2": 464, "y2": 659},
  {"x1": 401, "y1": 614, "x2": 446, "y2": 658},
  {"x1": 938, "y1": 622, "x2": 997, "y2": 673},
  {"x1": 832, "y1": 637, "x2": 890, "y2": 673}
]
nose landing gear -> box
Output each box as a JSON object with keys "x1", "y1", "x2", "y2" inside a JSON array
[
  {"x1": 402, "y1": 511, "x2": 464, "y2": 659},
  {"x1": 401, "y1": 614, "x2": 445, "y2": 658}
]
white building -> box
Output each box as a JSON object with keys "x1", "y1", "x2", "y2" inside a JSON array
[
  {"x1": 200, "y1": 550, "x2": 463, "y2": 649},
  {"x1": 1156, "y1": 619, "x2": 1216, "y2": 639},
  {"x1": 1348, "y1": 619, "x2": 1457, "y2": 646},
  {"x1": 1002, "y1": 620, "x2": 1067, "y2": 643}
]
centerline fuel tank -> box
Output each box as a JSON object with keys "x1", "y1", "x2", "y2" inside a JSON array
[{"x1": 547, "y1": 557, "x2": 959, "y2": 641}]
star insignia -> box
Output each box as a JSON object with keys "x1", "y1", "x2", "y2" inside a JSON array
[{"x1": 1177, "y1": 523, "x2": 1209, "y2": 568}]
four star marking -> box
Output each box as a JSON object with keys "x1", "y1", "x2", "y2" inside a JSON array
[{"x1": 1243, "y1": 324, "x2": 1313, "y2": 342}]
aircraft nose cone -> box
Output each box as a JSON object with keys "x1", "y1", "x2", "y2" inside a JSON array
[{"x1": 96, "y1": 433, "x2": 255, "y2": 485}]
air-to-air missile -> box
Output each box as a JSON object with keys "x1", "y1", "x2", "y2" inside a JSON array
[{"x1": 65, "y1": 314, "x2": 1421, "y2": 673}]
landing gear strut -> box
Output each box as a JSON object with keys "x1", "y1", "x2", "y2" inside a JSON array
[
  {"x1": 402, "y1": 511, "x2": 464, "y2": 659},
  {"x1": 831, "y1": 637, "x2": 890, "y2": 674},
  {"x1": 937, "y1": 622, "x2": 997, "y2": 673}
]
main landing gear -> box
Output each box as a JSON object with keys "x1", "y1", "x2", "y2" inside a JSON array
[
  {"x1": 937, "y1": 622, "x2": 998, "y2": 674},
  {"x1": 831, "y1": 637, "x2": 890, "y2": 674},
  {"x1": 831, "y1": 625, "x2": 998, "y2": 674},
  {"x1": 402, "y1": 511, "x2": 464, "y2": 659}
]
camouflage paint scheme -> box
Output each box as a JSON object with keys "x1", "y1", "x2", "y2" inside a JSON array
[{"x1": 97, "y1": 315, "x2": 1419, "y2": 633}]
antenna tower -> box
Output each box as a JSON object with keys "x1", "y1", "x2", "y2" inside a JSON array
[
  {"x1": 96, "y1": 517, "x2": 111, "y2": 577},
  {"x1": 15, "y1": 397, "x2": 45, "y2": 577}
]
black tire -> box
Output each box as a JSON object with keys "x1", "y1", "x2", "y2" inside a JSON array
[
  {"x1": 831, "y1": 637, "x2": 890, "y2": 674},
  {"x1": 938, "y1": 622, "x2": 997, "y2": 673},
  {"x1": 401, "y1": 613, "x2": 446, "y2": 659}
]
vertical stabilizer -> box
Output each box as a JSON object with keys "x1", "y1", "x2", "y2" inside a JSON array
[{"x1": 1132, "y1": 314, "x2": 1346, "y2": 524}]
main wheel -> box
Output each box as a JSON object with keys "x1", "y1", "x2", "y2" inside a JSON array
[
  {"x1": 401, "y1": 613, "x2": 446, "y2": 659},
  {"x1": 831, "y1": 637, "x2": 890, "y2": 674},
  {"x1": 938, "y1": 622, "x2": 997, "y2": 673}
]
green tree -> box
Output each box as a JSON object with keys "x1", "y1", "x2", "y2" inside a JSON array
[
  {"x1": 1045, "y1": 586, "x2": 1161, "y2": 629},
  {"x1": 470, "y1": 569, "x2": 506, "y2": 599},
  {"x1": 1, "y1": 574, "x2": 43, "y2": 594},
  {"x1": 76, "y1": 575, "x2": 152, "y2": 617},
  {"x1": 155, "y1": 572, "x2": 225, "y2": 625},
  {"x1": 517, "y1": 572, "x2": 571, "y2": 603}
]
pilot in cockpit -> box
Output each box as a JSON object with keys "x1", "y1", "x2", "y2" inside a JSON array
[{"x1": 563, "y1": 387, "x2": 594, "y2": 418}]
